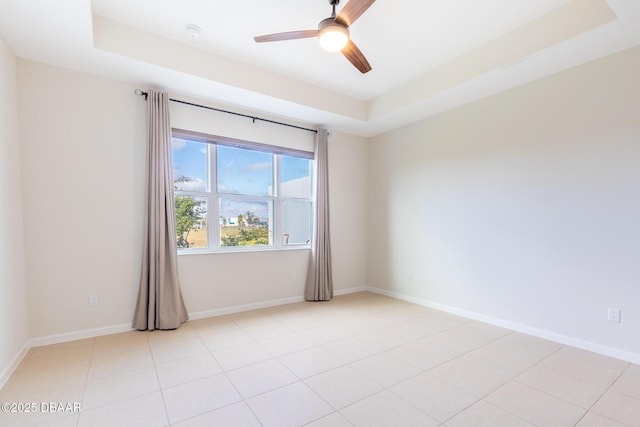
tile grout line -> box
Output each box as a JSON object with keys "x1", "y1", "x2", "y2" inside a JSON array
[
  {"x1": 75, "y1": 337, "x2": 97, "y2": 427},
  {"x1": 574, "y1": 363, "x2": 635, "y2": 427},
  {"x1": 145, "y1": 330, "x2": 173, "y2": 427}
]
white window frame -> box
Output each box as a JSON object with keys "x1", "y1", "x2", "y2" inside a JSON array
[{"x1": 172, "y1": 128, "x2": 314, "y2": 253}]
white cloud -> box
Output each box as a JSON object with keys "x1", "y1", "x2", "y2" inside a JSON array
[
  {"x1": 242, "y1": 162, "x2": 271, "y2": 172},
  {"x1": 175, "y1": 177, "x2": 206, "y2": 191},
  {"x1": 171, "y1": 139, "x2": 187, "y2": 151},
  {"x1": 217, "y1": 183, "x2": 237, "y2": 194}
]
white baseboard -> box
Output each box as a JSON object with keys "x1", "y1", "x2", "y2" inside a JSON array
[
  {"x1": 189, "y1": 295, "x2": 306, "y2": 320},
  {"x1": 0, "y1": 342, "x2": 30, "y2": 390},
  {"x1": 28, "y1": 323, "x2": 134, "y2": 348},
  {"x1": 367, "y1": 287, "x2": 640, "y2": 365},
  {"x1": 334, "y1": 286, "x2": 368, "y2": 296},
  {"x1": 9, "y1": 287, "x2": 367, "y2": 368},
  {"x1": 189, "y1": 286, "x2": 367, "y2": 319}
]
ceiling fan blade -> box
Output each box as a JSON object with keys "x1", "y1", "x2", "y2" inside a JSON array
[
  {"x1": 335, "y1": 0, "x2": 376, "y2": 27},
  {"x1": 254, "y1": 30, "x2": 318, "y2": 43},
  {"x1": 341, "y1": 39, "x2": 372, "y2": 74}
]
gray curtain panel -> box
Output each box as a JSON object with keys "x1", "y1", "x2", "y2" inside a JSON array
[
  {"x1": 305, "y1": 128, "x2": 333, "y2": 301},
  {"x1": 133, "y1": 89, "x2": 189, "y2": 330}
]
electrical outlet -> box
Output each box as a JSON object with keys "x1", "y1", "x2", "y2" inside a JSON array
[
  {"x1": 88, "y1": 295, "x2": 98, "y2": 307},
  {"x1": 607, "y1": 308, "x2": 621, "y2": 323}
]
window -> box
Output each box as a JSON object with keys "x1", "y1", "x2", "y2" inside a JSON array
[{"x1": 171, "y1": 129, "x2": 313, "y2": 252}]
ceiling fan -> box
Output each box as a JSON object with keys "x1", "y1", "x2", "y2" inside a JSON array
[{"x1": 254, "y1": 0, "x2": 375, "y2": 74}]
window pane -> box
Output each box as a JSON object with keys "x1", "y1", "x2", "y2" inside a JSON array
[
  {"x1": 217, "y1": 146, "x2": 273, "y2": 196},
  {"x1": 280, "y1": 155, "x2": 312, "y2": 198},
  {"x1": 282, "y1": 201, "x2": 312, "y2": 245},
  {"x1": 220, "y1": 198, "x2": 271, "y2": 247},
  {"x1": 175, "y1": 195, "x2": 208, "y2": 249},
  {"x1": 172, "y1": 138, "x2": 208, "y2": 192}
]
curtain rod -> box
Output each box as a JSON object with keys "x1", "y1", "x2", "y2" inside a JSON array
[{"x1": 135, "y1": 89, "x2": 318, "y2": 134}]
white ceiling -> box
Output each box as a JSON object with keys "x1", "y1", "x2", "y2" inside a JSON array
[{"x1": 1, "y1": 0, "x2": 639, "y2": 136}]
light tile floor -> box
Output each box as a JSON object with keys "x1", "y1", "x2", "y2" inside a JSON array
[{"x1": 1, "y1": 292, "x2": 639, "y2": 427}]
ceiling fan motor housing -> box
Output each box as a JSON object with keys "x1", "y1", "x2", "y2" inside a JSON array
[{"x1": 318, "y1": 18, "x2": 348, "y2": 34}]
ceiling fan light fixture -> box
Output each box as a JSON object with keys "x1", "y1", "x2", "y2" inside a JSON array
[
  {"x1": 253, "y1": 0, "x2": 374, "y2": 73},
  {"x1": 318, "y1": 20, "x2": 349, "y2": 52}
]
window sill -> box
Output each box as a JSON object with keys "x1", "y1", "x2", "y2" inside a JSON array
[{"x1": 177, "y1": 246, "x2": 311, "y2": 256}]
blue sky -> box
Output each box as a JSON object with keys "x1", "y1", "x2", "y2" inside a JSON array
[
  {"x1": 217, "y1": 145, "x2": 273, "y2": 196},
  {"x1": 172, "y1": 138, "x2": 311, "y2": 220},
  {"x1": 171, "y1": 138, "x2": 208, "y2": 191}
]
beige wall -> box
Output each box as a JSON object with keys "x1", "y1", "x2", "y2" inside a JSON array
[
  {"x1": 0, "y1": 38, "x2": 29, "y2": 385},
  {"x1": 327, "y1": 131, "x2": 368, "y2": 293},
  {"x1": 16, "y1": 60, "x2": 368, "y2": 338},
  {"x1": 367, "y1": 46, "x2": 640, "y2": 360},
  {"x1": 10, "y1": 41, "x2": 639, "y2": 366},
  {"x1": 18, "y1": 60, "x2": 147, "y2": 338}
]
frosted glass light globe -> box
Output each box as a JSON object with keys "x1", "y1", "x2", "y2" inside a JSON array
[{"x1": 318, "y1": 20, "x2": 349, "y2": 52}]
